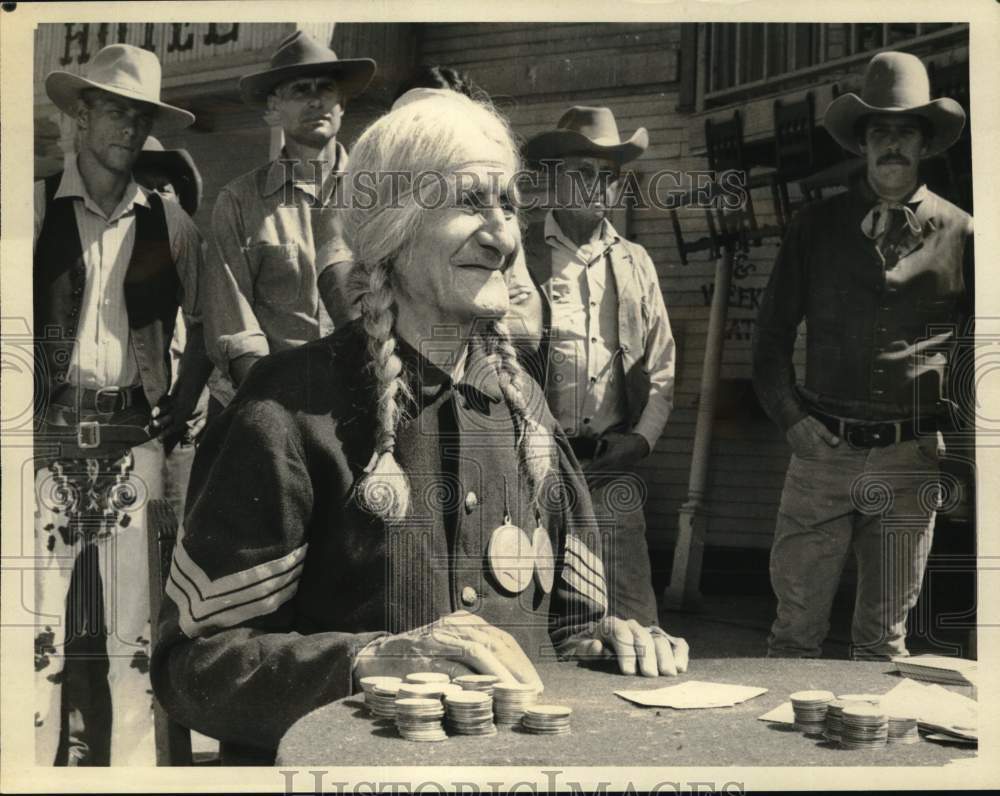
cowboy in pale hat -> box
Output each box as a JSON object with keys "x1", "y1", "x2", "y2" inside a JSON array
[
  {"x1": 202, "y1": 31, "x2": 375, "y2": 405},
  {"x1": 46, "y1": 43, "x2": 194, "y2": 134},
  {"x1": 35, "y1": 43, "x2": 209, "y2": 765},
  {"x1": 514, "y1": 106, "x2": 675, "y2": 630},
  {"x1": 754, "y1": 51, "x2": 973, "y2": 661}
]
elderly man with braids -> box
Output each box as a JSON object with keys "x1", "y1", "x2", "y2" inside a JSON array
[{"x1": 151, "y1": 90, "x2": 688, "y2": 763}]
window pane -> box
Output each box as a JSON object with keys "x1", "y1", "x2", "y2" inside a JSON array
[
  {"x1": 887, "y1": 23, "x2": 918, "y2": 45},
  {"x1": 794, "y1": 24, "x2": 814, "y2": 69},
  {"x1": 746, "y1": 24, "x2": 765, "y2": 82},
  {"x1": 825, "y1": 23, "x2": 848, "y2": 61},
  {"x1": 765, "y1": 23, "x2": 786, "y2": 77},
  {"x1": 855, "y1": 23, "x2": 883, "y2": 53}
]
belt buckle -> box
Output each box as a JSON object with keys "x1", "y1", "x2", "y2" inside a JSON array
[
  {"x1": 846, "y1": 423, "x2": 889, "y2": 449},
  {"x1": 94, "y1": 386, "x2": 122, "y2": 414},
  {"x1": 77, "y1": 420, "x2": 101, "y2": 449}
]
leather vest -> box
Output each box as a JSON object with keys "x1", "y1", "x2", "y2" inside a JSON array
[{"x1": 34, "y1": 174, "x2": 180, "y2": 417}]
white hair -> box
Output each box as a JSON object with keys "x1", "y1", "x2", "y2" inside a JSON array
[{"x1": 342, "y1": 93, "x2": 554, "y2": 520}]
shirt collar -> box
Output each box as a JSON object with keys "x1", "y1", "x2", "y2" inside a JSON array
[
  {"x1": 395, "y1": 333, "x2": 503, "y2": 406},
  {"x1": 854, "y1": 176, "x2": 933, "y2": 240},
  {"x1": 56, "y1": 153, "x2": 150, "y2": 221},
  {"x1": 262, "y1": 140, "x2": 348, "y2": 199}
]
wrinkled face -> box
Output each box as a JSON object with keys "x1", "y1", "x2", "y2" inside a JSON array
[
  {"x1": 393, "y1": 138, "x2": 520, "y2": 328},
  {"x1": 268, "y1": 75, "x2": 344, "y2": 148},
  {"x1": 860, "y1": 114, "x2": 927, "y2": 197},
  {"x1": 547, "y1": 154, "x2": 620, "y2": 224},
  {"x1": 76, "y1": 91, "x2": 155, "y2": 175}
]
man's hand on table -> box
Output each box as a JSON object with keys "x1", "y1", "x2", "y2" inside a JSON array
[
  {"x1": 353, "y1": 610, "x2": 544, "y2": 692},
  {"x1": 556, "y1": 618, "x2": 689, "y2": 677}
]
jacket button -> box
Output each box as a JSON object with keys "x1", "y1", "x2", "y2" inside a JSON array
[
  {"x1": 461, "y1": 586, "x2": 478, "y2": 606},
  {"x1": 464, "y1": 492, "x2": 478, "y2": 513}
]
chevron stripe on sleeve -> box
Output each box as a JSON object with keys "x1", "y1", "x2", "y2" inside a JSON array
[{"x1": 165, "y1": 536, "x2": 308, "y2": 638}]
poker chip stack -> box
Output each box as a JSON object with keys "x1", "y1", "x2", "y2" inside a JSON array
[
  {"x1": 824, "y1": 699, "x2": 849, "y2": 742},
  {"x1": 368, "y1": 681, "x2": 403, "y2": 720},
  {"x1": 839, "y1": 704, "x2": 889, "y2": 750},
  {"x1": 444, "y1": 691, "x2": 497, "y2": 736},
  {"x1": 887, "y1": 715, "x2": 920, "y2": 745},
  {"x1": 493, "y1": 682, "x2": 538, "y2": 725},
  {"x1": 358, "y1": 676, "x2": 402, "y2": 716},
  {"x1": 453, "y1": 674, "x2": 501, "y2": 698},
  {"x1": 522, "y1": 705, "x2": 572, "y2": 736},
  {"x1": 394, "y1": 697, "x2": 448, "y2": 742},
  {"x1": 790, "y1": 690, "x2": 835, "y2": 736},
  {"x1": 398, "y1": 682, "x2": 465, "y2": 702},
  {"x1": 405, "y1": 672, "x2": 452, "y2": 685}
]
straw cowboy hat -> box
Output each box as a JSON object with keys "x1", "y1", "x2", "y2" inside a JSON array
[
  {"x1": 238, "y1": 31, "x2": 376, "y2": 105},
  {"x1": 45, "y1": 44, "x2": 195, "y2": 133},
  {"x1": 523, "y1": 106, "x2": 649, "y2": 164},
  {"x1": 824, "y1": 51, "x2": 965, "y2": 158},
  {"x1": 135, "y1": 136, "x2": 204, "y2": 216}
]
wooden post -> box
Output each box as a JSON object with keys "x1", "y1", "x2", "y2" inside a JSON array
[{"x1": 665, "y1": 244, "x2": 735, "y2": 610}]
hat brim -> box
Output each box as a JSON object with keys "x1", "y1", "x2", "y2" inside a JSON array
[
  {"x1": 523, "y1": 127, "x2": 649, "y2": 165},
  {"x1": 45, "y1": 71, "x2": 195, "y2": 133},
  {"x1": 823, "y1": 93, "x2": 966, "y2": 157},
  {"x1": 238, "y1": 58, "x2": 376, "y2": 105},
  {"x1": 135, "y1": 148, "x2": 203, "y2": 215}
]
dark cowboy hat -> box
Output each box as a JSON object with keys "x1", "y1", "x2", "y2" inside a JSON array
[
  {"x1": 523, "y1": 106, "x2": 649, "y2": 165},
  {"x1": 238, "y1": 31, "x2": 376, "y2": 105},
  {"x1": 46, "y1": 44, "x2": 194, "y2": 133},
  {"x1": 135, "y1": 137, "x2": 203, "y2": 216},
  {"x1": 824, "y1": 51, "x2": 965, "y2": 158}
]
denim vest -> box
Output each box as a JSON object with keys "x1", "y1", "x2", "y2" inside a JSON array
[
  {"x1": 522, "y1": 222, "x2": 652, "y2": 428},
  {"x1": 33, "y1": 173, "x2": 180, "y2": 417}
]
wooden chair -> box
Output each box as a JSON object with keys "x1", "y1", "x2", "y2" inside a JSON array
[
  {"x1": 669, "y1": 111, "x2": 784, "y2": 265},
  {"x1": 146, "y1": 498, "x2": 194, "y2": 766},
  {"x1": 772, "y1": 93, "x2": 816, "y2": 226}
]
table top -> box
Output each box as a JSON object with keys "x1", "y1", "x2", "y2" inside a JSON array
[{"x1": 277, "y1": 657, "x2": 977, "y2": 767}]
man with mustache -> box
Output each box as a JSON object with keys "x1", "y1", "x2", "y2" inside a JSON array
[
  {"x1": 202, "y1": 32, "x2": 375, "y2": 413},
  {"x1": 754, "y1": 52, "x2": 973, "y2": 659}
]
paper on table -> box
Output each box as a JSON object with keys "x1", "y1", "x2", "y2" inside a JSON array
[
  {"x1": 879, "y1": 678, "x2": 978, "y2": 737},
  {"x1": 615, "y1": 680, "x2": 768, "y2": 709},
  {"x1": 757, "y1": 701, "x2": 794, "y2": 724}
]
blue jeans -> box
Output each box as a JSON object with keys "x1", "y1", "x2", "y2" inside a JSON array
[{"x1": 768, "y1": 434, "x2": 942, "y2": 659}]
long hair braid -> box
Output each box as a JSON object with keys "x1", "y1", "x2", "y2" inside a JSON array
[
  {"x1": 355, "y1": 259, "x2": 413, "y2": 520},
  {"x1": 487, "y1": 318, "x2": 555, "y2": 501}
]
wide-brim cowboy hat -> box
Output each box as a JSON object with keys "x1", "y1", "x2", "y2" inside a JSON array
[
  {"x1": 135, "y1": 137, "x2": 204, "y2": 216},
  {"x1": 238, "y1": 30, "x2": 377, "y2": 105},
  {"x1": 45, "y1": 44, "x2": 195, "y2": 133},
  {"x1": 523, "y1": 106, "x2": 649, "y2": 165},
  {"x1": 824, "y1": 51, "x2": 965, "y2": 158}
]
